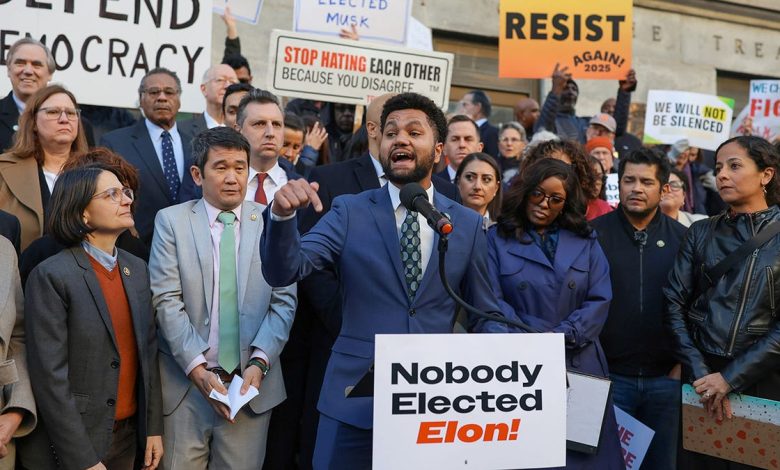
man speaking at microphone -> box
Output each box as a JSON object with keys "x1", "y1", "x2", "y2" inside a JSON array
[{"x1": 259, "y1": 92, "x2": 506, "y2": 469}]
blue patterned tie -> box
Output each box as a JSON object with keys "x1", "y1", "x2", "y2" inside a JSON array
[
  {"x1": 400, "y1": 210, "x2": 422, "y2": 302},
  {"x1": 161, "y1": 130, "x2": 180, "y2": 202}
]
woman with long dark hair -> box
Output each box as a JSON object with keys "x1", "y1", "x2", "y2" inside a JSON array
[
  {"x1": 487, "y1": 158, "x2": 623, "y2": 469},
  {"x1": 521, "y1": 139, "x2": 612, "y2": 220},
  {"x1": 455, "y1": 152, "x2": 502, "y2": 229},
  {"x1": 665, "y1": 135, "x2": 780, "y2": 469}
]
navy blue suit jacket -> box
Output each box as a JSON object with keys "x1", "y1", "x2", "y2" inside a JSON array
[
  {"x1": 260, "y1": 186, "x2": 506, "y2": 429},
  {"x1": 99, "y1": 119, "x2": 195, "y2": 246},
  {"x1": 479, "y1": 121, "x2": 500, "y2": 159}
]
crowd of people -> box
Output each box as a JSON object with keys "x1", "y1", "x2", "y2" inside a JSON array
[{"x1": 0, "y1": 12, "x2": 779, "y2": 470}]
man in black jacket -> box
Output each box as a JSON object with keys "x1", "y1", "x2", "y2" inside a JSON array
[{"x1": 592, "y1": 148, "x2": 687, "y2": 470}]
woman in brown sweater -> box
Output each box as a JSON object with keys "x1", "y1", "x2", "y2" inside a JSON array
[{"x1": 21, "y1": 162, "x2": 163, "y2": 470}]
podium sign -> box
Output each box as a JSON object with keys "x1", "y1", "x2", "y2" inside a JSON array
[{"x1": 374, "y1": 333, "x2": 567, "y2": 469}]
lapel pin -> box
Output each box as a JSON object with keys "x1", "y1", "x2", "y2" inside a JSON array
[
  {"x1": 12, "y1": 124, "x2": 18, "y2": 132},
  {"x1": 250, "y1": 214, "x2": 258, "y2": 221},
  {"x1": 657, "y1": 240, "x2": 665, "y2": 248},
  {"x1": 123, "y1": 267, "x2": 130, "y2": 276}
]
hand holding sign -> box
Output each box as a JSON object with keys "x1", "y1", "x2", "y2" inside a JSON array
[
  {"x1": 619, "y1": 69, "x2": 638, "y2": 93},
  {"x1": 551, "y1": 63, "x2": 572, "y2": 95}
]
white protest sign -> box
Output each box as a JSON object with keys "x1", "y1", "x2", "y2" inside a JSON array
[
  {"x1": 614, "y1": 406, "x2": 655, "y2": 470},
  {"x1": 748, "y1": 80, "x2": 780, "y2": 142},
  {"x1": 213, "y1": 0, "x2": 265, "y2": 25},
  {"x1": 267, "y1": 30, "x2": 453, "y2": 107},
  {"x1": 406, "y1": 17, "x2": 433, "y2": 51},
  {"x1": 605, "y1": 173, "x2": 619, "y2": 208},
  {"x1": 643, "y1": 90, "x2": 735, "y2": 151},
  {"x1": 0, "y1": 2, "x2": 211, "y2": 113},
  {"x1": 293, "y1": 0, "x2": 411, "y2": 45},
  {"x1": 374, "y1": 333, "x2": 567, "y2": 470}
]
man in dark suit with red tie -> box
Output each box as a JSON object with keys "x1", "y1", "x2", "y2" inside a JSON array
[{"x1": 235, "y1": 90, "x2": 301, "y2": 206}]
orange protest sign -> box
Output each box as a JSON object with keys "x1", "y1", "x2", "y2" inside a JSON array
[{"x1": 499, "y1": 0, "x2": 632, "y2": 79}]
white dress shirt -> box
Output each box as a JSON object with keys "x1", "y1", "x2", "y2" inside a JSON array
[
  {"x1": 185, "y1": 200, "x2": 268, "y2": 374},
  {"x1": 369, "y1": 153, "x2": 387, "y2": 187},
  {"x1": 144, "y1": 119, "x2": 185, "y2": 180},
  {"x1": 445, "y1": 165, "x2": 457, "y2": 183},
  {"x1": 203, "y1": 111, "x2": 223, "y2": 129},
  {"x1": 245, "y1": 161, "x2": 288, "y2": 203}
]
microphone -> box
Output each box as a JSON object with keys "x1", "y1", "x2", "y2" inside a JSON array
[{"x1": 399, "y1": 183, "x2": 453, "y2": 235}]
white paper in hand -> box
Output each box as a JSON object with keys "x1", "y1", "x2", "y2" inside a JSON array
[{"x1": 208, "y1": 375, "x2": 260, "y2": 420}]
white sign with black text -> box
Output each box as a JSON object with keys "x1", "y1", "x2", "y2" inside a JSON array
[
  {"x1": 267, "y1": 30, "x2": 453, "y2": 107},
  {"x1": 293, "y1": 0, "x2": 412, "y2": 45},
  {"x1": 0, "y1": 1, "x2": 212, "y2": 112},
  {"x1": 374, "y1": 333, "x2": 567, "y2": 469}
]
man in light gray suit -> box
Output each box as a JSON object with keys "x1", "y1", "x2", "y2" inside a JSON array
[{"x1": 150, "y1": 127, "x2": 296, "y2": 469}]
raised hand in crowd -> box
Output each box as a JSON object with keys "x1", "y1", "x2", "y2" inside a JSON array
[
  {"x1": 339, "y1": 23, "x2": 360, "y2": 41},
  {"x1": 550, "y1": 62, "x2": 571, "y2": 96},
  {"x1": 619, "y1": 68, "x2": 638, "y2": 92},
  {"x1": 188, "y1": 364, "x2": 232, "y2": 422},
  {"x1": 272, "y1": 179, "x2": 323, "y2": 217},
  {"x1": 306, "y1": 121, "x2": 329, "y2": 151},
  {"x1": 221, "y1": 5, "x2": 238, "y2": 40}
]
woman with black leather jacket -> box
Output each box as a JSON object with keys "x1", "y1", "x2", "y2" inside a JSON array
[{"x1": 665, "y1": 136, "x2": 780, "y2": 469}]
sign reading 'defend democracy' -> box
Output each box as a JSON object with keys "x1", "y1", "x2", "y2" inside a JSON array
[
  {"x1": 293, "y1": 0, "x2": 411, "y2": 45},
  {"x1": 373, "y1": 334, "x2": 567, "y2": 470},
  {"x1": 0, "y1": 1, "x2": 212, "y2": 113},
  {"x1": 267, "y1": 30, "x2": 453, "y2": 108},
  {"x1": 643, "y1": 90, "x2": 735, "y2": 151},
  {"x1": 499, "y1": 0, "x2": 632, "y2": 79}
]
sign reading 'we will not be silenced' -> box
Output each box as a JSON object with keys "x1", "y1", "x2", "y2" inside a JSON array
[
  {"x1": 0, "y1": 0, "x2": 212, "y2": 113},
  {"x1": 644, "y1": 90, "x2": 735, "y2": 151}
]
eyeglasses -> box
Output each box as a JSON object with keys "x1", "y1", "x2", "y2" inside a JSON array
[
  {"x1": 92, "y1": 187, "x2": 134, "y2": 203},
  {"x1": 38, "y1": 107, "x2": 80, "y2": 121},
  {"x1": 668, "y1": 181, "x2": 685, "y2": 192},
  {"x1": 142, "y1": 87, "x2": 180, "y2": 97},
  {"x1": 529, "y1": 188, "x2": 566, "y2": 208},
  {"x1": 209, "y1": 77, "x2": 239, "y2": 86}
]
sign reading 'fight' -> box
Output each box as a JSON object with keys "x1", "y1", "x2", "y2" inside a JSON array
[
  {"x1": 498, "y1": 0, "x2": 632, "y2": 79},
  {"x1": 267, "y1": 30, "x2": 453, "y2": 107},
  {"x1": 373, "y1": 334, "x2": 567, "y2": 469},
  {"x1": 0, "y1": 0, "x2": 212, "y2": 113}
]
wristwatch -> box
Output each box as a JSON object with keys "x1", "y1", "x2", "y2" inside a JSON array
[{"x1": 247, "y1": 358, "x2": 270, "y2": 377}]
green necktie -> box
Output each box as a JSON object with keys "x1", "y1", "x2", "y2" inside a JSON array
[
  {"x1": 400, "y1": 210, "x2": 422, "y2": 302},
  {"x1": 217, "y1": 211, "x2": 240, "y2": 372}
]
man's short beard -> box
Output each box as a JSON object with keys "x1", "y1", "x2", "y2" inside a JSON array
[
  {"x1": 621, "y1": 203, "x2": 658, "y2": 219},
  {"x1": 382, "y1": 147, "x2": 436, "y2": 185}
]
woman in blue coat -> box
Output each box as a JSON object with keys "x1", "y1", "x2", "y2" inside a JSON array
[{"x1": 486, "y1": 158, "x2": 623, "y2": 469}]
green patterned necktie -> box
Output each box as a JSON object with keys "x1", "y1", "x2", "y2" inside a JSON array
[
  {"x1": 400, "y1": 209, "x2": 422, "y2": 302},
  {"x1": 217, "y1": 211, "x2": 240, "y2": 372}
]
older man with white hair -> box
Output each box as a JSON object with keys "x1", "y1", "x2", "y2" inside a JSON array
[{"x1": 178, "y1": 64, "x2": 239, "y2": 137}]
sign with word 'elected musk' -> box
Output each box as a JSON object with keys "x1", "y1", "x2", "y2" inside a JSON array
[
  {"x1": 644, "y1": 90, "x2": 735, "y2": 151},
  {"x1": 374, "y1": 334, "x2": 567, "y2": 469},
  {"x1": 293, "y1": 0, "x2": 412, "y2": 46},
  {"x1": 267, "y1": 30, "x2": 453, "y2": 108},
  {"x1": 499, "y1": 0, "x2": 632, "y2": 79},
  {"x1": 0, "y1": 1, "x2": 212, "y2": 113}
]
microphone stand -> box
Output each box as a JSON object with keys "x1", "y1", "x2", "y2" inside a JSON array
[{"x1": 437, "y1": 235, "x2": 540, "y2": 333}]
